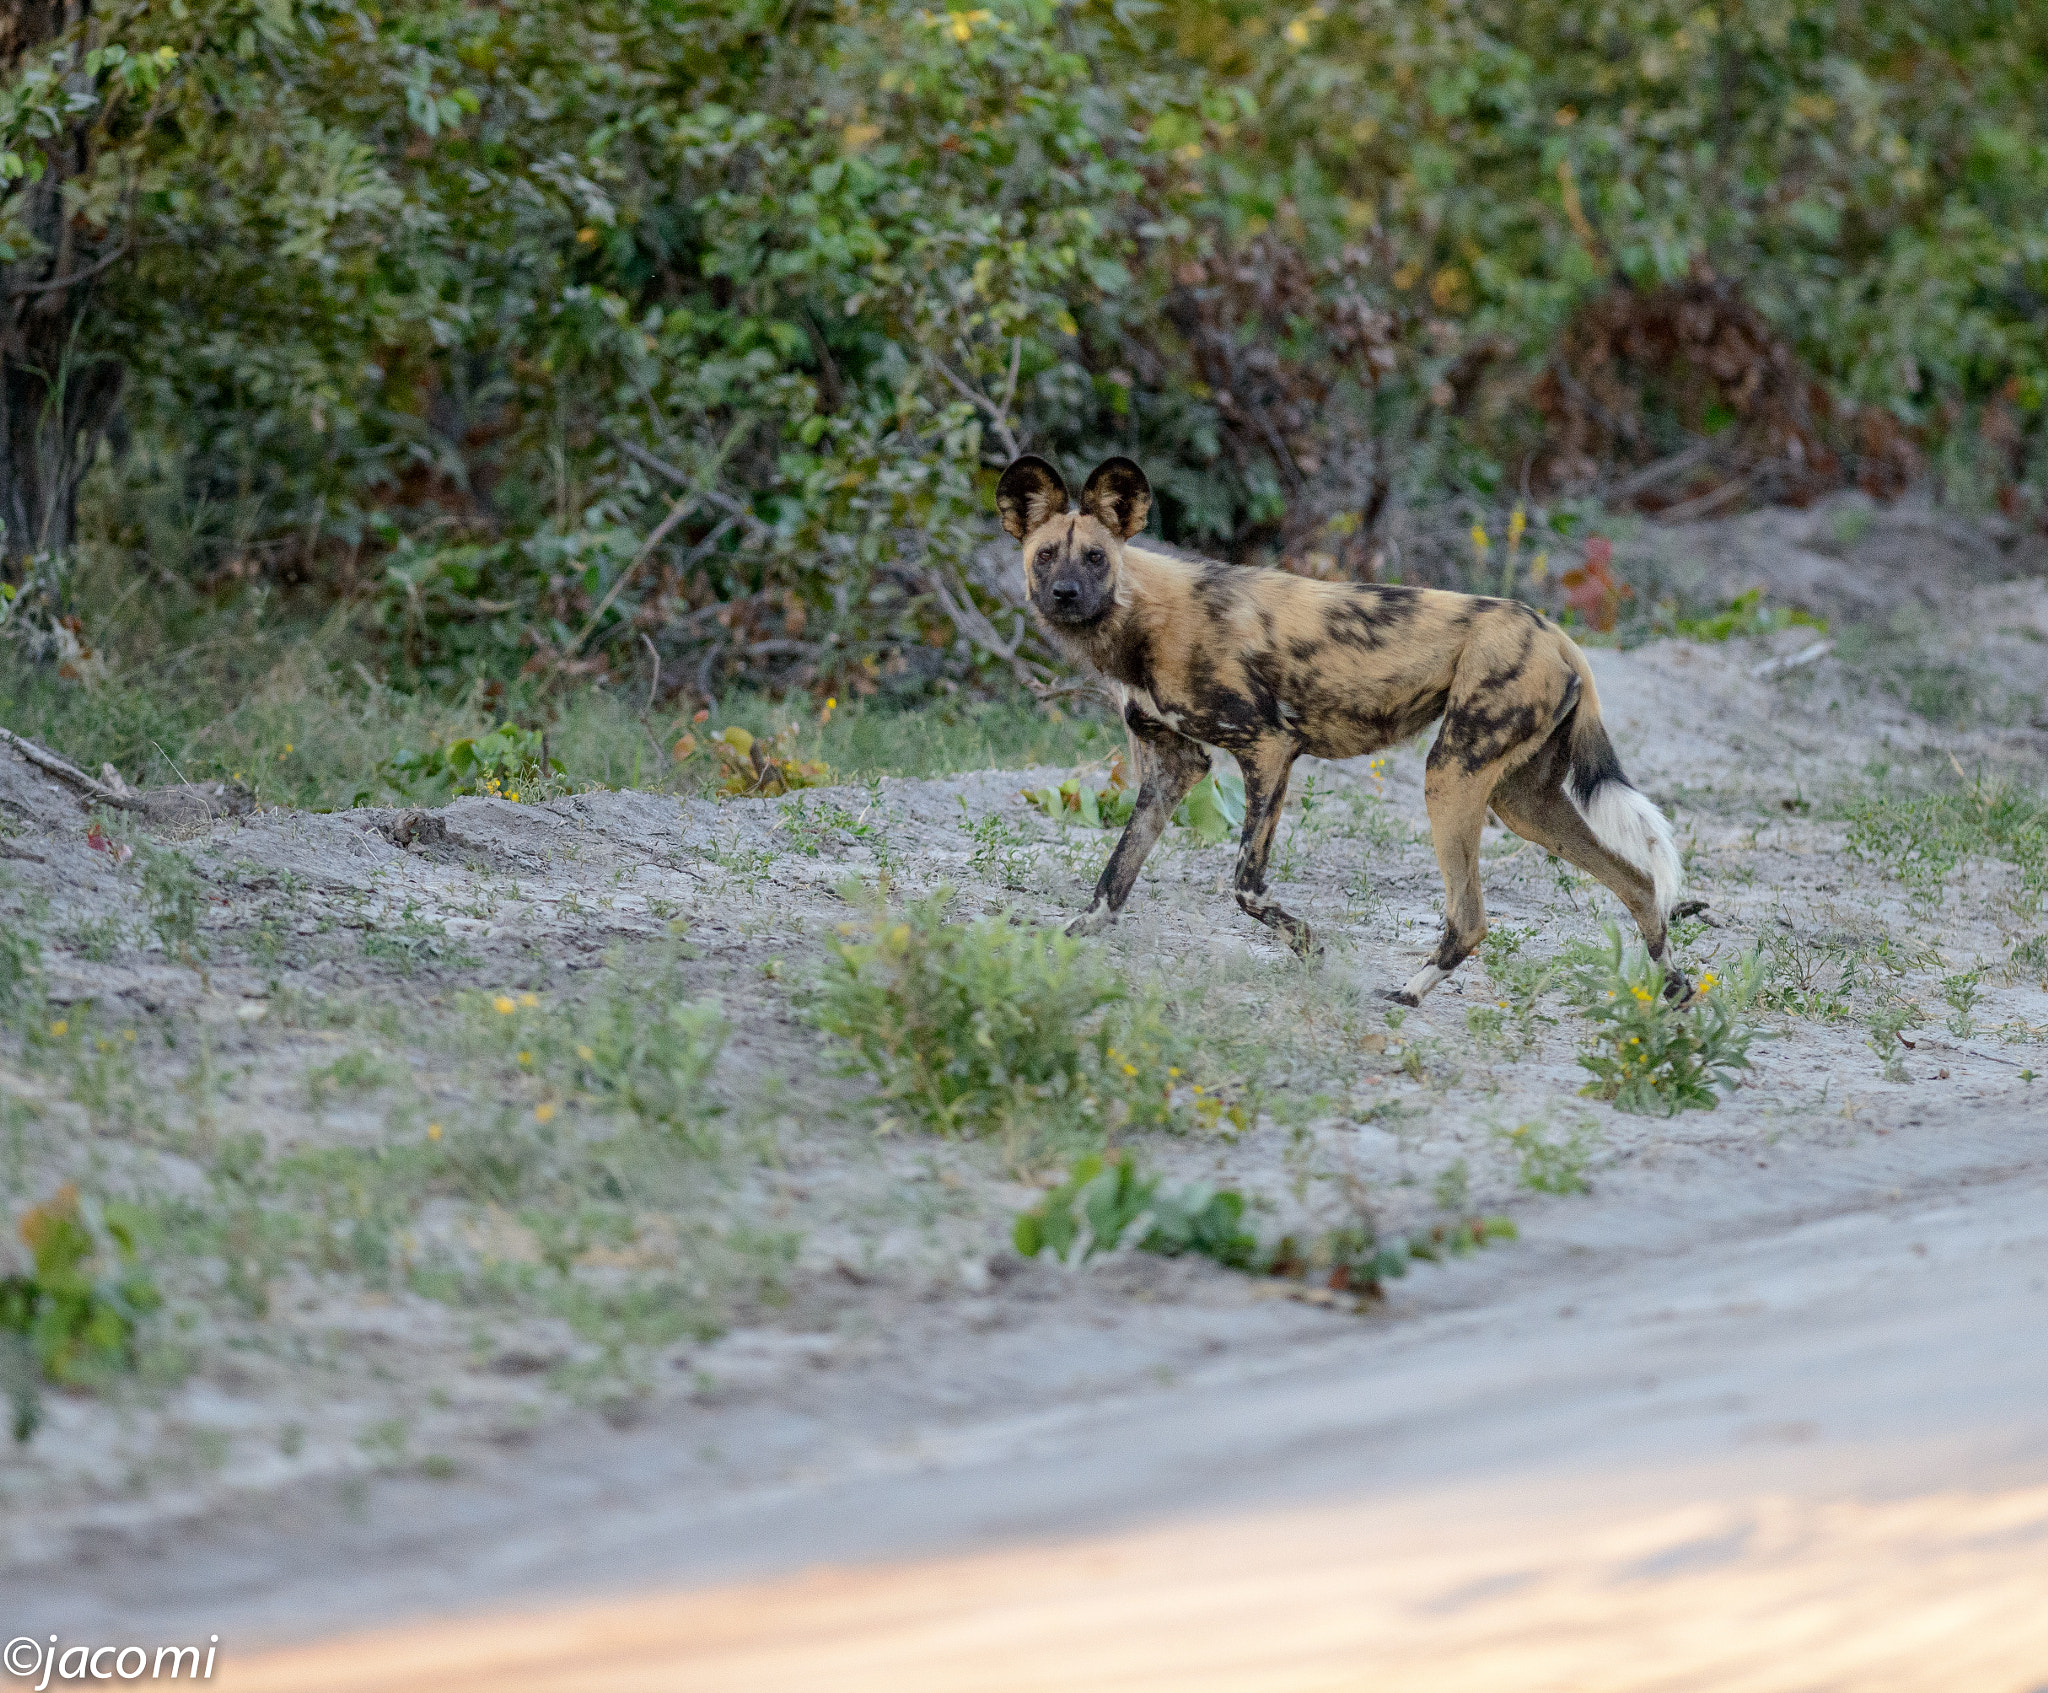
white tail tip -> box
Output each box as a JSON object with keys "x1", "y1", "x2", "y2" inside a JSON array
[{"x1": 1571, "y1": 780, "x2": 1682, "y2": 915}]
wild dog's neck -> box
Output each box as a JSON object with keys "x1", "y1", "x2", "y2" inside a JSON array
[{"x1": 1083, "y1": 545, "x2": 1184, "y2": 685}]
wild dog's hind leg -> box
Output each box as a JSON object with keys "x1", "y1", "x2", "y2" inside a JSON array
[
  {"x1": 1067, "y1": 718, "x2": 1210, "y2": 937},
  {"x1": 1230, "y1": 736, "x2": 1315, "y2": 956},
  {"x1": 1391, "y1": 744, "x2": 1500, "y2": 1004},
  {"x1": 1488, "y1": 726, "x2": 1691, "y2": 998}
]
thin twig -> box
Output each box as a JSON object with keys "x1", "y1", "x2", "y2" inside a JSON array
[
  {"x1": 565, "y1": 419, "x2": 755, "y2": 660},
  {"x1": 605, "y1": 430, "x2": 771, "y2": 536},
  {"x1": 7, "y1": 236, "x2": 134, "y2": 298},
  {"x1": 642, "y1": 632, "x2": 662, "y2": 715},
  {"x1": 919, "y1": 565, "x2": 1054, "y2": 691},
  {"x1": 693, "y1": 639, "x2": 726, "y2": 705},
  {"x1": 926, "y1": 347, "x2": 1023, "y2": 461},
  {"x1": 562, "y1": 490, "x2": 701, "y2": 660},
  {"x1": 1603, "y1": 436, "x2": 1728, "y2": 504}
]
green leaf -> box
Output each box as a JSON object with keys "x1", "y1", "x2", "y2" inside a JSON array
[{"x1": 1174, "y1": 772, "x2": 1245, "y2": 845}]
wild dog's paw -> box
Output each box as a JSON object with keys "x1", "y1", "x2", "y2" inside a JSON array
[
  {"x1": 1662, "y1": 968, "x2": 1696, "y2": 1004},
  {"x1": 1065, "y1": 904, "x2": 1114, "y2": 938},
  {"x1": 1378, "y1": 988, "x2": 1422, "y2": 1007}
]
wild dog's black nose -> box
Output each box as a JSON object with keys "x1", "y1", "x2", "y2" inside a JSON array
[{"x1": 1050, "y1": 579, "x2": 1082, "y2": 608}]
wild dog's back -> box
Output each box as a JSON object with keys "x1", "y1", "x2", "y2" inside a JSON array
[{"x1": 1115, "y1": 546, "x2": 1546, "y2": 763}]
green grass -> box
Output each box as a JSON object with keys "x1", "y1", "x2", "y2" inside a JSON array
[
  {"x1": 1, "y1": 567, "x2": 1114, "y2": 813},
  {"x1": 1838, "y1": 770, "x2": 2048, "y2": 909}
]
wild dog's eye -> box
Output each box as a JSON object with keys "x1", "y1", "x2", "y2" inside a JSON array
[
  {"x1": 1036, "y1": 547, "x2": 1057, "y2": 566},
  {"x1": 1086, "y1": 548, "x2": 1106, "y2": 567}
]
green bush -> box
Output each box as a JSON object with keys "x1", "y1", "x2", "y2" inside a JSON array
[
  {"x1": 815, "y1": 893, "x2": 1186, "y2": 1138},
  {"x1": 2, "y1": 1185, "x2": 163, "y2": 1443},
  {"x1": 1570, "y1": 925, "x2": 1755, "y2": 1115},
  {"x1": 384, "y1": 725, "x2": 565, "y2": 803},
  {"x1": 1012, "y1": 1152, "x2": 1516, "y2": 1298},
  {"x1": 1012, "y1": 1153, "x2": 1261, "y2": 1270},
  {"x1": 463, "y1": 983, "x2": 727, "y2": 1141},
  {"x1": 8, "y1": 0, "x2": 2044, "y2": 701}
]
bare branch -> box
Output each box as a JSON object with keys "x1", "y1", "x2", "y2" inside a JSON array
[
  {"x1": 564, "y1": 419, "x2": 758, "y2": 662},
  {"x1": 604, "y1": 428, "x2": 772, "y2": 537},
  {"x1": 0, "y1": 725, "x2": 144, "y2": 810},
  {"x1": 7, "y1": 235, "x2": 134, "y2": 298},
  {"x1": 918, "y1": 562, "x2": 1067, "y2": 694},
  {"x1": 925, "y1": 351, "x2": 1022, "y2": 462}
]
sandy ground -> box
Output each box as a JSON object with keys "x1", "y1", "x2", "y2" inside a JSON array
[{"x1": 3, "y1": 495, "x2": 2046, "y2": 1683}]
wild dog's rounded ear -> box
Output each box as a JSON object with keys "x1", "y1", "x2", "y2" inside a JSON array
[
  {"x1": 995, "y1": 456, "x2": 1070, "y2": 540},
  {"x1": 1079, "y1": 458, "x2": 1151, "y2": 540}
]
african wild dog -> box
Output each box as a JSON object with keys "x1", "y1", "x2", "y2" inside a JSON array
[{"x1": 995, "y1": 454, "x2": 1687, "y2": 1005}]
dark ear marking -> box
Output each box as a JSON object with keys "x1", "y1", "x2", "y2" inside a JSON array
[
  {"x1": 996, "y1": 456, "x2": 1071, "y2": 540},
  {"x1": 1079, "y1": 457, "x2": 1152, "y2": 540}
]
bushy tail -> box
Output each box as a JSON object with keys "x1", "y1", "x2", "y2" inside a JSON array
[{"x1": 1563, "y1": 682, "x2": 1682, "y2": 917}]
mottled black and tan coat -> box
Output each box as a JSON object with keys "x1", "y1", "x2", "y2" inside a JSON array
[{"x1": 996, "y1": 455, "x2": 1686, "y2": 1004}]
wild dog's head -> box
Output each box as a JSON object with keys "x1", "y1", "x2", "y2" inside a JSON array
[{"x1": 995, "y1": 455, "x2": 1151, "y2": 630}]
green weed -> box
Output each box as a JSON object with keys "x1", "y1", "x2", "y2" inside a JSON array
[
  {"x1": 0, "y1": 925, "x2": 40, "y2": 1018},
  {"x1": 1175, "y1": 770, "x2": 1246, "y2": 846},
  {"x1": 1941, "y1": 968, "x2": 1985, "y2": 1039},
  {"x1": 383, "y1": 723, "x2": 565, "y2": 803},
  {"x1": 1012, "y1": 1152, "x2": 1516, "y2": 1299},
  {"x1": 1477, "y1": 926, "x2": 1560, "y2": 1052},
  {"x1": 814, "y1": 893, "x2": 1189, "y2": 1140},
  {"x1": 1669, "y1": 589, "x2": 1827, "y2": 643},
  {"x1": 958, "y1": 802, "x2": 1036, "y2": 888},
  {"x1": 1021, "y1": 770, "x2": 1136, "y2": 831},
  {"x1": 1011, "y1": 1153, "x2": 1260, "y2": 1270},
  {"x1": 1569, "y1": 925, "x2": 1756, "y2": 1114},
  {"x1": 2, "y1": 1184, "x2": 163, "y2": 1443},
  {"x1": 1867, "y1": 998, "x2": 1927, "y2": 1080},
  {"x1": 1752, "y1": 925, "x2": 1859, "y2": 1021},
  {"x1": 464, "y1": 980, "x2": 727, "y2": 1141},
  {"x1": 139, "y1": 847, "x2": 208, "y2": 964},
  {"x1": 2008, "y1": 934, "x2": 2048, "y2": 987},
  {"x1": 1496, "y1": 1118, "x2": 1599, "y2": 1195}
]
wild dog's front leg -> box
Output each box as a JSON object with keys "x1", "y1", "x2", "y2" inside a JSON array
[
  {"x1": 1066, "y1": 721, "x2": 1210, "y2": 938},
  {"x1": 1230, "y1": 737, "x2": 1314, "y2": 956}
]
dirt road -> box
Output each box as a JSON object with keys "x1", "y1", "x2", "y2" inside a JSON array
[{"x1": 14, "y1": 1088, "x2": 2048, "y2": 1687}]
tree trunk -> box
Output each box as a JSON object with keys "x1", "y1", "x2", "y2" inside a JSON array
[{"x1": 0, "y1": 0, "x2": 126, "y2": 571}]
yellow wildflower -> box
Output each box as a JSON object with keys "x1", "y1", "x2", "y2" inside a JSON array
[
  {"x1": 493, "y1": 996, "x2": 516, "y2": 1014},
  {"x1": 427, "y1": 1123, "x2": 442, "y2": 1141},
  {"x1": 535, "y1": 1102, "x2": 556, "y2": 1123},
  {"x1": 1470, "y1": 524, "x2": 1491, "y2": 557}
]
